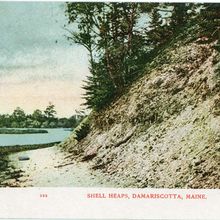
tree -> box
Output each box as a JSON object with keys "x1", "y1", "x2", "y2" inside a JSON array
[
  {"x1": 145, "y1": 6, "x2": 167, "y2": 47},
  {"x1": 44, "y1": 103, "x2": 57, "y2": 120},
  {"x1": 32, "y1": 109, "x2": 44, "y2": 123},
  {"x1": 11, "y1": 107, "x2": 26, "y2": 127},
  {"x1": 65, "y1": 2, "x2": 149, "y2": 110},
  {"x1": 65, "y1": 3, "x2": 98, "y2": 70},
  {"x1": 57, "y1": 118, "x2": 69, "y2": 128},
  {"x1": 0, "y1": 114, "x2": 12, "y2": 127},
  {"x1": 82, "y1": 60, "x2": 116, "y2": 110},
  {"x1": 66, "y1": 3, "x2": 201, "y2": 110},
  {"x1": 26, "y1": 118, "x2": 41, "y2": 128},
  {"x1": 169, "y1": 3, "x2": 190, "y2": 28},
  {"x1": 199, "y1": 3, "x2": 220, "y2": 40}
]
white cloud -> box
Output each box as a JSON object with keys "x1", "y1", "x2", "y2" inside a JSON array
[
  {"x1": 0, "y1": 45, "x2": 89, "y2": 83},
  {"x1": 0, "y1": 2, "x2": 90, "y2": 117}
]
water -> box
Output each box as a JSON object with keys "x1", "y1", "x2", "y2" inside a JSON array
[{"x1": 0, "y1": 128, "x2": 72, "y2": 146}]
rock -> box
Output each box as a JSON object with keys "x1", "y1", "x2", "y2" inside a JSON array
[
  {"x1": 194, "y1": 159, "x2": 204, "y2": 166},
  {"x1": 81, "y1": 148, "x2": 98, "y2": 161},
  {"x1": 18, "y1": 156, "x2": 30, "y2": 161}
]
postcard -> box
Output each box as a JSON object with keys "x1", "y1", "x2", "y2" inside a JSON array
[{"x1": 0, "y1": 1, "x2": 219, "y2": 219}]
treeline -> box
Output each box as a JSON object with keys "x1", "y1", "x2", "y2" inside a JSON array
[
  {"x1": 65, "y1": 3, "x2": 220, "y2": 110},
  {"x1": 0, "y1": 103, "x2": 84, "y2": 128}
]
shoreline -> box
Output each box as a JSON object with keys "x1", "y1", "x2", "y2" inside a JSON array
[
  {"x1": 0, "y1": 128, "x2": 48, "y2": 134},
  {"x1": 0, "y1": 143, "x2": 60, "y2": 187},
  {"x1": 0, "y1": 145, "x2": 118, "y2": 187},
  {"x1": 0, "y1": 142, "x2": 60, "y2": 155}
]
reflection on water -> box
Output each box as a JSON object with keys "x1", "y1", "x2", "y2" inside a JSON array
[{"x1": 0, "y1": 128, "x2": 71, "y2": 146}]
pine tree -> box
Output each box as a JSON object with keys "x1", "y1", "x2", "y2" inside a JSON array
[
  {"x1": 200, "y1": 3, "x2": 220, "y2": 40},
  {"x1": 65, "y1": 2, "x2": 148, "y2": 110},
  {"x1": 65, "y1": 3, "x2": 198, "y2": 111},
  {"x1": 146, "y1": 7, "x2": 166, "y2": 47},
  {"x1": 82, "y1": 61, "x2": 115, "y2": 110},
  {"x1": 169, "y1": 3, "x2": 190, "y2": 28}
]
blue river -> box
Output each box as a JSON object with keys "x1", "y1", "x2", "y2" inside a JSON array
[{"x1": 0, "y1": 128, "x2": 72, "y2": 146}]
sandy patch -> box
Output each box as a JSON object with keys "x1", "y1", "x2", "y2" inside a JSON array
[{"x1": 4, "y1": 146, "x2": 116, "y2": 187}]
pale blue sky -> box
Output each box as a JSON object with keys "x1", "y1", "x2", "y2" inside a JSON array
[{"x1": 0, "y1": 2, "x2": 89, "y2": 117}]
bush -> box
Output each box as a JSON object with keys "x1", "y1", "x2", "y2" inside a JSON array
[{"x1": 74, "y1": 117, "x2": 90, "y2": 141}]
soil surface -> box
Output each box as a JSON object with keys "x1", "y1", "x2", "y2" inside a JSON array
[{"x1": 0, "y1": 146, "x2": 117, "y2": 187}]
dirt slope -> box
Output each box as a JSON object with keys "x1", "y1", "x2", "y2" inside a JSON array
[{"x1": 60, "y1": 28, "x2": 220, "y2": 188}]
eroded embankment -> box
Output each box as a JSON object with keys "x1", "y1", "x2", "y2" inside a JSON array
[{"x1": 60, "y1": 37, "x2": 220, "y2": 188}]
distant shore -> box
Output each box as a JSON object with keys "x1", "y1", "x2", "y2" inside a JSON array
[{"x1": 0, "y1": 128, "x2": 48, "y2": 134}]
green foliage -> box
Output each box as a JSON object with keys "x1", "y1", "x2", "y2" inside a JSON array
[
  {"x1": 44, "y1": 102, "x2": 57, "y2": 119},
  {"x1": 65, "y1": 3, "x2": 205, "y2": 111},
  {"x1": 82, "y1": 62, "x2": 116, "y2": 110},
  {"x1": 0, "y1": 104, "x2": 85, "y2": 129},
  {"x1": 169, "y1": 3, "x2": 192, "y2": 27},
  {"x1": 145, "y1": 7, "x2": 170, "y2": 47},
  {"x1": 65, "y1": 3, "x2": 149, "y2": 110},
  {"x1": 11, "y1": 107, "x2": 26, "y2": 127},
  {"x1": 32, "y1": 109, "x2": 44, "y2": 122},
  {"x1": 74, "y1": 117, "x2": 90, "y2": 141},
  {"x1": 199, "y1": 3, "x2": 220, "y2": 40}
]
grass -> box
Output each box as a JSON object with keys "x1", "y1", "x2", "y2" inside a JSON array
[{"x1": 0, "y1": 128, "x2": 48, "y2": 134}]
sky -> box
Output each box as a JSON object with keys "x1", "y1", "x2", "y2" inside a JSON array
[{"x1": 0, "y1": 2, "x2": 89, "y2": 117}]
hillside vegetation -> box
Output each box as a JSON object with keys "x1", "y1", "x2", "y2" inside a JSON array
[{"x1": 60, "y1": 3, "x2": 220, "y2": 188}]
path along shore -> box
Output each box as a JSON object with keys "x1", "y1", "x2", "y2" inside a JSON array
[{"x1": 0, "y1": 145, "x2": 117, "y2": 187}]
